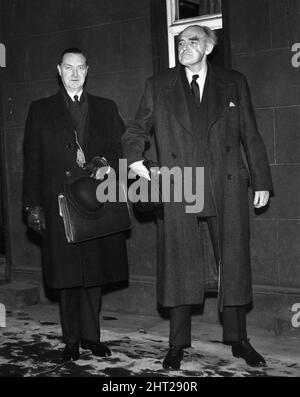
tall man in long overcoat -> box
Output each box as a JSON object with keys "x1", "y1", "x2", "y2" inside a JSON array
[
  {"x1": 122, "y1": 26, "x2": 273, "y2": 370},
  {"x1": 23, "y1": 48, "x2": 128, "y2": 361}
]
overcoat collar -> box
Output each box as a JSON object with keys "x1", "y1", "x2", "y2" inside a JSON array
[
  {"x1": 166, "y1": 63, "x2": 234, "y2": 135},
  {"x1": 166, "y1": 65, "x2": 193, "y2": 135}
]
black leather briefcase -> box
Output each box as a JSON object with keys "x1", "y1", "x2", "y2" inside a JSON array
[{"x1": 58, "y1": 176, "x2": 131, "y2": 243}]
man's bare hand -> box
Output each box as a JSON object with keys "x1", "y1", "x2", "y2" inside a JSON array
[
  {"x1": 128, "y1": 160, "x2": 150, "y2": 180},
  {"x1": 253, "y1": 191, "x2": 270, "y2": 208},
  {"x1": 94, "y1": 165, "x2": 110, "y2": 180}
]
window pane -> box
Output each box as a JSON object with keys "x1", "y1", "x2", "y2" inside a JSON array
[{"x1": 178, "y1": 0, "x2": 222, "y2": 20}]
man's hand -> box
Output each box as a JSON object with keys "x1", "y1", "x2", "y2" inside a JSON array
[
  {"x1": 253, "y1": 191, "x2": 270, "y2": 208},
  {"x1": 26, "y1": 206, "x2": 46, "y2": 234},
  {"x1": 129, "y1": 160, "x2": 150, "y2": 180},
  {"x1": 94, "y1": 166, "x2": 110, "y2": 180}
]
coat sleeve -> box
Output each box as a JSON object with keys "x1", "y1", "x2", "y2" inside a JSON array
[
  {"x1": 121, "y1": 78, "x2": 154, "y2": 165},
  {"x1": 23, "y1": 102, "x2": 43, "y2": 209},
  {"x1": 239, "y1": 74, "x2": 273, "y2": 192}
]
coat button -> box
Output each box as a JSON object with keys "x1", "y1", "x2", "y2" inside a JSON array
[
  {"x1": 65, "y1": 171, "x2": 71, "y2": 177},
  {"x1": 226, "y1": 146, "x2": 230, "y2": 152},
  {"x1": 227, "y1": 174, "x2": 232, "y2": 180},
  {"x1": 66, "y1": 143, "x2": 71, "y2": 149},
  {"x1": 171, "y1": 153, "x2": 177, "y2": 159}
]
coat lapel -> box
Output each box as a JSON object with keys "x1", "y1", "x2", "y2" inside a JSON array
[
  {"x1": 83, "y1": 94, "x2": 93, "y2": 155},
  {"x1": 51, "y1": 92, "x2": 75, "y2": 137},
  {"x1": 206, "y1": 64, "x2": 234, "y2": 130},
  {"x1": 166, "y1": 66, "x2": 193, "y2": 136},
  {"x1": 83, "y1": 94, "x2": 108, "y2": 161}
]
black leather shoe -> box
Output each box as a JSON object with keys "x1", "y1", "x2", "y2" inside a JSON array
[
  {"x1": 62, "y1": 342, "x2": 80, "y2": 361},
  {"x1": 232, "y1": 339, "x2": 266, "y2": 367},
  {"x1": 162, "y1": 346, "x2": 184, "y2": 370},
  {"x1": 81, "y1": 339, "x2": 111, "y2": 357}
]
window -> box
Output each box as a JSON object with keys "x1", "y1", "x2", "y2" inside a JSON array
[
  {"x1": 177, "y1": 0, "x2": 222, "y2": 19},
  {"x1": 166, "y1": 0, "x2": 223, "y2": 67}
]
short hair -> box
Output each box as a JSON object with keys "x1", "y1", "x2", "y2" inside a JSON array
[
  {"x1": 58, "y1": 48, "x2": 88, "y2": 65},
  {"x1": 179, "y1": 25, "x2": 218, "y2": 48}
]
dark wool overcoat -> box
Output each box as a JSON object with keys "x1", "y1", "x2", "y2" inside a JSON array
[
  {"x1": 122, "y1": 64, "x2": 273, "y2": 308},
  {"x1": 23, "y1": 91, "x2": 128, "y2": 289}
]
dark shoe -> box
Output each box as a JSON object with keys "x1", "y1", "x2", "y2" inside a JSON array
[
  {"x1": 62, "y1": 342, "x2": 80, "y2": 361},
  {"x1": 232, "y1": 339, "x2": 266, "y2": 367},
  {"x1": 81, "y1": 339, "x2": 111, "y2": 357},
  {"x1": 162, "y1": 346, "x2": 184, "y2": 370}
]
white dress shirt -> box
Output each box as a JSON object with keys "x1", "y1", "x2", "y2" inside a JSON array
[
  {"x1": 185, "y1": 65, "x2": 208, "y2": 102},
  {"x1": 66, "y1": 89, "x2": 83, "y2": 102}
]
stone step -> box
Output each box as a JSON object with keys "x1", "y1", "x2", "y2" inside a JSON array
[{"x1": 0, "y1": 282, "x2": 40, "y2": 308}]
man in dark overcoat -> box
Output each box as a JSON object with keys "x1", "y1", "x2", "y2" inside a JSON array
[
  {"x1": 23, "y1": 48, "x2": 128, "y2": 361},
  {"x1": 122, "y1": 26, "x2": 273, "y2": 370}
]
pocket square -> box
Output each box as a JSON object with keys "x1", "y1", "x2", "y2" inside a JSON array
[{"x1": 229, "y1": 101, "x2": 236, "y2": 107}]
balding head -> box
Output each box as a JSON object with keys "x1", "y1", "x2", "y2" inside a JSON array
[{"x1": 177, "y1": 25, "x2": 217, "y2": 71}]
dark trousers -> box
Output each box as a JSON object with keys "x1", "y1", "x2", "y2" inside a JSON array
[
  {"x1": 59, "y1": 286, "x2": 102, "y2": 344},
  {"x1": 169, "y1": 217, "x2": 247, "y2": 347}
]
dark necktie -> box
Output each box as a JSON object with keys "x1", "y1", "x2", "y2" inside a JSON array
[
  {"x1": 71, "y1": 95, "x2": 84, "y2": 145},
  {"x1": 74, "y1": 95, "x2": 81, "y2": 110},
  {"x1": 190, "y1": 74, "x2": 200, "y2": 102}
]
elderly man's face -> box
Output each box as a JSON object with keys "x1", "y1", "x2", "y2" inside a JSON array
[
  {"x1": 178, "y1": 27, "x2": 213, "y2": 69},
  {"x1": 57, "y1": 53, "x2": 88, "y2": 93}
]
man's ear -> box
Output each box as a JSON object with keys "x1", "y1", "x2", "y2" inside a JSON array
[
  {"x1": 57, "y1": 65, "x2": 62, "y2": 76},
  {"x1": 205, "y1": 42, "x2": 214, "y2": 56}
]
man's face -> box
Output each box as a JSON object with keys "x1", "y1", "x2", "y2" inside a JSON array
[
  {"x1": 57, "y1": 53, "x2": 88, "y2": 93},
  {"x1": 178, "y1": 27, "x2": 213, "y2": 69}
]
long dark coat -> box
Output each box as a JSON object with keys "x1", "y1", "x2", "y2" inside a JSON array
[
  {"x1": 122, "y1": 64, "x2": 273, "y2": 308},
  {"x1": 23, "y1": 91, "x2": 128, "y2": 289}
]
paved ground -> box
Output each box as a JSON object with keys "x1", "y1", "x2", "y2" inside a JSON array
[{"x1": 0, "y1": 303, "x2": 299, "y2": 377}]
